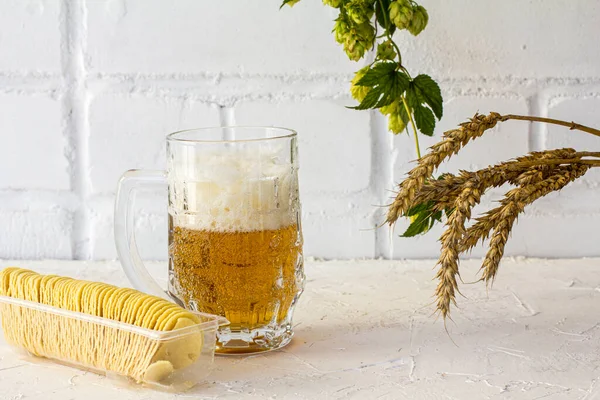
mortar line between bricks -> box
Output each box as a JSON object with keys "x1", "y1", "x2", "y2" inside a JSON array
[
  {"x1": 82, "y1": 73, "x2": 600, "y2": 86},
  {"x1": 1, "y1": 73, "x2": 600, "y2": 93},
  {"x1": 60, "y1": 1, "x2": 91, "y2": 260},
  {"x1": 223, "y1": 107, "x2": 235, "y2": 126},
  {"x1": 359, "y1": 48, "x2": 390, "y2": 259},
  {"x1": 528, "y1": 92, "x2": 547, "y2": 151},
  {"x1": 371, "y1": 110, "x2": 393, "y2": 259},
  {"x1": 218, "y1": 106, "x2": 236, "y2": 140}
]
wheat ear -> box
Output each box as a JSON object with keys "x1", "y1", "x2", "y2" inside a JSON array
[
  {"x1": 460, "y1": 153, "x2": 581, "y2": 253},
  {"x1": 411, "y1": 149, "x2": 578, "y2": 213},
  {"x1": 479, "y1": 164, "x2": 590, "y2": 284},
  {"x1": 386, "y1": 112, "x2": 503, "y2": 225},
  {"x1": 435, "y1": 180, "x2": 485, "y2": 318}
]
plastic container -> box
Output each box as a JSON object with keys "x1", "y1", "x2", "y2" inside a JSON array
[{"x1": 0, "y1": 295, "x2": 228, "y2": 392}]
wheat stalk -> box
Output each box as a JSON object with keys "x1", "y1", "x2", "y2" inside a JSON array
[
  {"x1": 388, "y1": 112, "x2": 600, "y2": 321},
  {"x1": 387, "y1": 111, "x2": 600, "y2": 227}
]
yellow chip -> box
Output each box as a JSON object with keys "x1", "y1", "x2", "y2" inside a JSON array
[
  {"x1": 66, "y1": 279, "x2": 85, "y2": 311},
  {"x1": 39, "y1": 275, "x2": 61, "y2": 305},
  {"x1": 80, "y1": 282, "x2": 102, "y2": 314},
  {"x1": 103, "y1": 287, "x2": 125, "y2": 320},
  {"x1": 98, "y1": 285, "x2": 118, "y2": 317},
  {"x1": 9, "y1": 269, "x2": 36, "y2": 298},
  {"x1": 156, "y1": 305, "x2": 200, "y2": 331},
  {"x1": 14, "y1": 271, "x2": 39, "y2": 300},
  {"x1": 142, "y1": 302, "x2": 175, "y2": 330},
  {"x1": 132, "y1": 296, "x2": 164, "y2": 327},
  {"x1": 117, "y1": 289, "x2": 142, "y2": 322},
  {"x1": 0, "y1": 267, "x2": 21, "y2": 296},
  {"x1": 106, "y1": 288, "x2": 137, "y2": 322},
  {"x1": 21, "y1": 273, "x2": 42, "y2": 303},
  {"x1": 61, "y1": 278, "x2": 77, "y2": 310},
  {"x1": 160, "y1": 310, "x2": 200, "y2": 332},
  {"x1": 121, "y1": 292, "x2": 146, "y2": 325},
  {"x1": 48, "y1": 277, "x2": 66, "y2": 308},
  {"x1": 68, "y1": 280, "x2": 89, "y2": 312},
  {"x1": 154, "y1": 305, "x2": 185, "y2": 331},
  {"x1": 152, "y1": 318, "x2": 203, "y2": 369},
  {"x1": 144, "y1": 360, "x2": 174, "y2": 383},
  {"x1": 53, "y1": 278, "x2": 75, "y2": 310}
]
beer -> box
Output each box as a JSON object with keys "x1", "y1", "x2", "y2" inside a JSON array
[
  {"x1": 169, "y1": 224, "x2": 302, "y2": 329},
  {"x1": 166, "y1": 145, "x2": 304, "y2": 353}
]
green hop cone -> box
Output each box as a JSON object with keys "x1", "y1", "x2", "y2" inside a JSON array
[
  {"x1": 334, "y1": 18, "x2": 350, "y2": 44},
  {"x1": 388, "y1": 113, "x2": 405, "y2": 134},
  {"x1": 346, "y1": 3, "x2": 367, "y2": 24},
  {"x1": 355, "y1": 20, "x2": 375, "y2": 40},
  {"x1": 342, "y1": 22, "x2": 374, "y2": 61},
  {"x1": 389, "y1": 0, "x2": 414, "y2": 30},
  {"x1": 388, "y1": 111, "x2": 407, "y2": 134},
  {"x1": 323, "y1": 0, "x2": 342, "y2": 7},
  {"x1": 350, "y1": 67, "x2": 370, "y2": 102},
  {"x1": 382, "y1": 101, "x2": 407, "y2": 134},
  {"x1": 408, "y1": 5, "x2": 428, "y2": 36},
  {"x1": 380, "y1": 100, "x2": 399, "y2": 116},
  {"x1": 345, "y1": 39, "x2": 366, "y2": 61},
  {"x1": 377, "y1": 40, "x2": 396, "y2": 60},
  {"x1": 346, "y1": 0, "x2": 375, "y2": 24}
]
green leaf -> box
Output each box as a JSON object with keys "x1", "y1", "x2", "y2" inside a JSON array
[
  {"x1": 414, "y1": 104, "x2": 436, "y2": 136},
  {"x1": 395, "y1": 72, "x2": 411, "y2": 92},
  {"x1": 404, "y1": 84, "x2": 420, "y2": 109},
  {"x1": 351, "y1": 67, "x2": 410, "y2": 110},
  {"x1": 412, "y1": 75, "x2": 443, "y2": 119},
  {"x1": 401, "y1": 201, "x2": 440, "y2": 237},
  {"x1": 356, "y1": 62, "x2": 396, "y2": 87},
  {"x1": 376, "y1": 72, "x2": 409, "y2": 108},
  {"x1": 353, "y1": 86, "x2": 384, "y2": 110},
  {"x1": 398, "y1": 100, "x2": 410, "y2": 127},
  {"x1": 401, "y1": 213, "x2": 431, "y2": 237},
  {"x1": 375, "y1": 0, "x2": 388, "y2": 28},
  {"x1": 375, "y1": 0, "x2": 396, "y2": 33},
  {"x1": 280, "y1": 0, "x2": 300, "y2": 8},
  {"x1": 406, "y1": 201, "x2": 434, "y2": 217}
]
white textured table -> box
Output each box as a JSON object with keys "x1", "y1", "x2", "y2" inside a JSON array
[{"x1": 1, "y1": 259, "x2": 600, "y2": 400}]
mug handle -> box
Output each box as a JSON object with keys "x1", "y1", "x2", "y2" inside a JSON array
[{"x1": 114, "y1": 169, "x2": 170, "y2": 300}]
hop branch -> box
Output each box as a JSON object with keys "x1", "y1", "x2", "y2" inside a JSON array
[
  {"x1": 281, "y1": 0, "x2": 440, "y2": 159},
  {"x1": 279, "y1": 3, "x2": 600, "y2": 323},
  {"x1": 387, "y1": 112, "x2": 600, "y2": 319}
]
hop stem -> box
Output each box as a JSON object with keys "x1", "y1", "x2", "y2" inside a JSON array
[{"x1": 402, "y1": 96, "x2": 421, "y2": 158}]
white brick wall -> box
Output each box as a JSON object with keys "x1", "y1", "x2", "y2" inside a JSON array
[
  {"x1": 1, "y1": 0, "x2": 599, "y2": 260},
  {"x1": 88, "y1": 93, "x2": 221, "y2": 193},
  {"x1": 0, "y1": 93, "x2": 68, "y2": 190},
  {"x1": 0, "y1": 1, "x2": 62, "y2": 72}
]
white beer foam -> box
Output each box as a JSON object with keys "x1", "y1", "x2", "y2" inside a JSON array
[{"x1": 168, "y1": 147, "x2": 299, "y2": 232}]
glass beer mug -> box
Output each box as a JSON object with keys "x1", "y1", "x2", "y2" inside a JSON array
[{"x1": 115, "y1": 127, "x2": 305, "y2": 354}]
